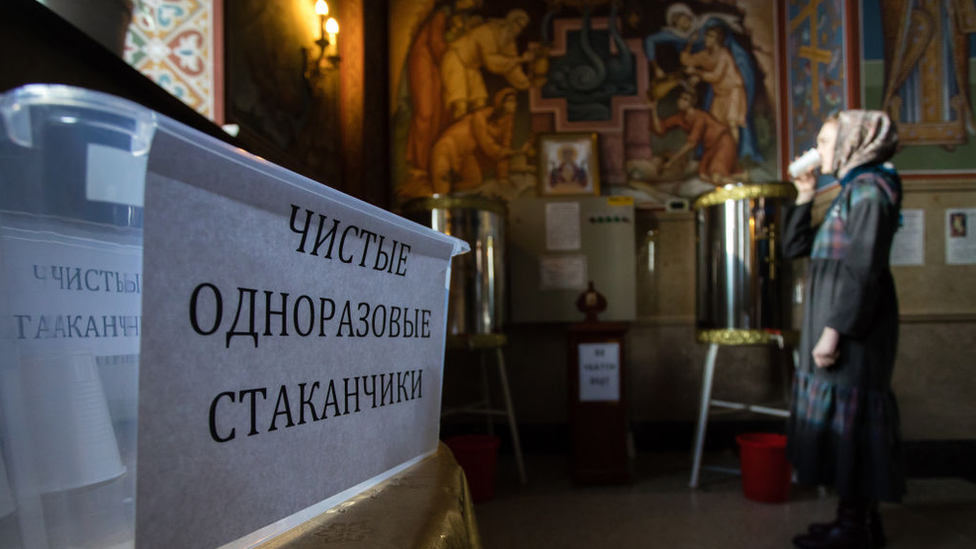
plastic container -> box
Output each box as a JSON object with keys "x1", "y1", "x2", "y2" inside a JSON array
[
  {"x1": 1, "y1": 84, "x2": 146, "y2": 549},
  {"x1": 445, "y1": 435, "x2": 501, "y2": 503},
  {"x1": 0, "y1": 85, "x2": 468, "y2": 549},
  {"x1": 736, "y1": 433, "x2": 792, "y2": 503}
]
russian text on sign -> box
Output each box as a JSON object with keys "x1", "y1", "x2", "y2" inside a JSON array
[
  {"x1": 189, "y1": 283, "x2": 433, "y2": 348},
  {"x1": 289, "y1": 205, "x2": 412, "y2": 277},
  {"x1": 208, "y1": 371, "x2": 424, "y2": 442}
]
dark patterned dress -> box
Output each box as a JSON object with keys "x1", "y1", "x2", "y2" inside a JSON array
[{"x1": 782, "y1": 164, "x2": 906, "y2": 502}]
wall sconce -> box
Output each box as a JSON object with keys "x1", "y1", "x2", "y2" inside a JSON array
[{"x1": 304, "y1": 0, "x2": 340, "y2": 78}]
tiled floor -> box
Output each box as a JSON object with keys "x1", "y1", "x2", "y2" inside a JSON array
[{"x1": 474, "y1": 451, "x2": 976, "y2": 549}]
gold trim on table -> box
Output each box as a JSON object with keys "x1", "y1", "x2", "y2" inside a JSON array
[
  {"x1": 255, "y1": 443, "x2": 482, "y2": 549},
  {"x1": 692, "y1": 183, "x2": 797, "y2": 210},
  {"x1": 696, "y1": 329, "x2": 799, "y2": 347}
]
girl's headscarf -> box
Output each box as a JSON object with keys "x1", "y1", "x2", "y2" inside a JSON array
[{"x1": 828, "y1": 110, "x2": 899, "y2": 180}]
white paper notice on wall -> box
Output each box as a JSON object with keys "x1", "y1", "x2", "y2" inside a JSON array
[
  {"x1": 545, "y1": 201, "x2": 581, "y2": 251},
  {"x1": 578, "y1": 342, "x2": 619, "y2": 402},
  {"x1": 946, "y1": 208, "x2": 976, "y2": 265},
  {"x1": 540, "y1": 254, "x2": 587, "y2": 290},
  {"x1": 891, "y1": 209, "x2": 924, "y2": 266}
]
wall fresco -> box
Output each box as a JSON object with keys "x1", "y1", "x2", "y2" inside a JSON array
[
  {"x1": 390, "y1": 0, "x2": 780, "y2": 206},
  {"x1": 784, "y1": 0, "x2": 849, "y2": 168},
  {"x1": 861, "y1": 0, "x2": 976, "y2": 174}
]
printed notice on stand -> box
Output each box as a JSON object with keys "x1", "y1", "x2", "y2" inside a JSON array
[
  {"x1": 579, "y1": 343, "x2": 620, "y2": 402},
  {"x1": 946, "y1": 208, "x2": 976, "y2": 265},
  {"x1": 891, "y1": 209, "x2": 924, "y2": 266},
  {"x1": 545, "y1": 201, "x2": 581, "y2": 251}
]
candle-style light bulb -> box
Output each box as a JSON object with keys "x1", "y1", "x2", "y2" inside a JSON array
[
  {"x1": 326, "y1": 17, "x2": 339, "y2": 55},
  {"x1": 315, "y1": 0, "x2": 329, "y2": 44}
]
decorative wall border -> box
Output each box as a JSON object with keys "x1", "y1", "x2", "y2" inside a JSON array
[{"x1": 124, "y1": 0, "x2": 222, "y2": 122}]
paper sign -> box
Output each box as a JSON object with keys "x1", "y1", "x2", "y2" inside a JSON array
[
  {"x1": 545, "y1": 201, "x2": 581, "y2": 251},
  {"x1": 578, "y1": 343, "x2": 620, "y2": 402},
  {"x1": 539, "y1": 255, "x2": 587, "y2": 290},
  {"x1": 1, "y1": 216, "x2": 142, "y2": 358},
  {"x1": 891, "y1": 209, "x2": 924, "y2": 266},
  {"x1": 136, "y1": 127, "x2": 462, "y2": 549},
  {"x1": 946, "y1": 208, "x2": 976, "y2": 265}
]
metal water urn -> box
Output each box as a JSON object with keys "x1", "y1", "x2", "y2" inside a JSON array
[
  {"x1": 693, "y1": 183, "x2": 797, "y2": 345},
  {"x1": 401, "y1": 195, "x2": 506, "y2": 341}
]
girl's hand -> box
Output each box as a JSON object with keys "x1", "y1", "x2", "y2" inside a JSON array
[{"x1": 812, "y1": 326, "x2": 840, "y2": 368}]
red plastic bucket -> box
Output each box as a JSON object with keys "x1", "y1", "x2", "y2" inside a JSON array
[
  {"x1": 736, "y1": 433, "x2": 791, "y2": 503},
  {"x1": 445, "y1": 435, "x2": 501, "y2": 503}
]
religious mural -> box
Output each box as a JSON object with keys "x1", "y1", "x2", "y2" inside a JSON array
[
  {"x1": 389, "y1": 0, "x2": 780, "y2": 206},
  {"x1": 784, "y1": 0, "x2": 850, "y2": 171},
  {"x1": 861, "y1": 0, "x2": 976, "y2": 174}
]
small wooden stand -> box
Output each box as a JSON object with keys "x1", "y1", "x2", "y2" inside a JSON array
[{"x1": 567, "y1": 282, "x2": 633, "y2": 484}]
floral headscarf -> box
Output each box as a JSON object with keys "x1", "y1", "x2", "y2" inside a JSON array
[{"x1": 829, "y1": 110, "x2": 899, "y2": 180}]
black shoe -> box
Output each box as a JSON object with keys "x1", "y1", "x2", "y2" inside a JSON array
[
  {"x1": 807, "y1": 505, "x2": 888, "y2": 549},
  {"x1": 793, "y1": 500, "x2": 873, "y2": 549},
  {"x1": 793, "y1": 526, "x2": 872, "y2": 549},
  {"x1": 808, "y1": 511, "x2": 886, "y2": 547},
  {"x1": 806, "y1": 520, "x2": 837, "y2": 537}
]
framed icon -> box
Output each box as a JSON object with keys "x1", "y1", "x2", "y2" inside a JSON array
[{"x1": 537, "y1": 132, "x2": 600, "y2": 196}]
